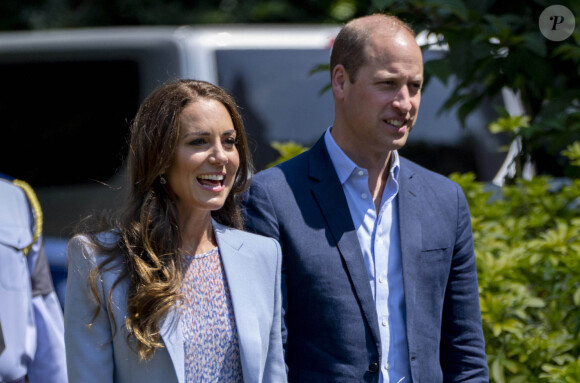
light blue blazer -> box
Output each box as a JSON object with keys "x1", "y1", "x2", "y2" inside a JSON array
[{"x1": 64, "y1": 220, "x2": 287, "y2": 383}]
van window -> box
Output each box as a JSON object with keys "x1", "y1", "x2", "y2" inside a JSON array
[
  {"x1": 216, "y1": 48, "x2": 335, "y2": 170},
  {"x1": 0, "y1": 59, "x2": 139, "y2": 236}
]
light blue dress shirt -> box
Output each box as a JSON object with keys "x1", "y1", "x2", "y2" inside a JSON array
[{"x1": 325, "y1": 128, "x2": 411, "y2": 383}]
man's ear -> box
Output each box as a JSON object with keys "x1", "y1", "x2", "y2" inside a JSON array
[{"x1": 331, "y1": 64, "x2": 348, "y2": 100}]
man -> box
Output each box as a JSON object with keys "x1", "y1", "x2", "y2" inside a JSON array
[
  {"x1": 243, "y1": 14, "x2": 488, "y2": 382},
  {"x1": 0, "y1": 174, "x2": 68, "y2": 383}
]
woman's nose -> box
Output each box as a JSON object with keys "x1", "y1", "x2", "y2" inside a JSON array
[{"x1": 209, "y1": 143, "x2": 228, "y2": 165}]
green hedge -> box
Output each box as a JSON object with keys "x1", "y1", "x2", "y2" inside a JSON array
[
  {"x1": 451, "y1": 160, "x2": 580, "y2": 382},
  {"x1": 269, "y1": 141, "x2": 580, "y2": 382}
]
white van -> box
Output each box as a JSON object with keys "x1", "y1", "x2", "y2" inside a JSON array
[{"x1": 0, "y1": 25, "x2": 509, "y2": 304}]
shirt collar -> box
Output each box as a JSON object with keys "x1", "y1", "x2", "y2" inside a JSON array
[{"x1": 324, "y1": 127, "x2": 401, "y2": 184}]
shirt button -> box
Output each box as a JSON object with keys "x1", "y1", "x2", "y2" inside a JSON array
[
  {"x1": 379, "y1": 275, "x2": 385, "y2": 283},
  {"x1": 382, "y1": 318, "x2": 387, "y2": 327},
  {"x1": 358, "y1": 170, "x2": 364, "y2": 176},
  {"x1": 384, "y1": 363, "x2": 390, "y2": 371},
  {"x1": 361, "y1": 193, "x2": 368, "y2": 199}
]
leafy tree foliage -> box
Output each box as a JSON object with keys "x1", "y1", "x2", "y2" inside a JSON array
[
  {"x1": 0, "y1": 0, "x2": 342, "y2": 30},
  {"x1": 376, "y1": 0, "x2": 580, "y2": 178},
  {"x1": 452, "y1": 142, "x2": 580, "y2": 382}
]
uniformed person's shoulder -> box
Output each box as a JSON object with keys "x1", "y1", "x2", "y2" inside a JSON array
[
  {"x1": 0, "y1": 173, "x2": 41, "y2": 213},
  {"x1": 0, "y1": 173, "x2": 43, "y2": 256},
  {"x1": 0, "y1": 172, "x2": 25, "y2": 196}
]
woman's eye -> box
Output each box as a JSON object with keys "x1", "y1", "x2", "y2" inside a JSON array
[
  {"x1": 189, "y1": 138, "x2": 205, "y2": 146},
  {"x1": 225, "y1": 137, "x2": 239, "y2": 146}
]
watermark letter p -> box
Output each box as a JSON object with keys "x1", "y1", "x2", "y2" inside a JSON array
[
  {"x1": 539, "y1": 5, "x2": 575, "y2": 41},
  {"x1": 550, "y1": 15, "x2": 565, "y2": 30}
]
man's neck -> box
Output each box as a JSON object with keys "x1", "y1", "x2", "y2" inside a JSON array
[{"x1": 368, "y1": 152, "x2": 392, "y2": 211}]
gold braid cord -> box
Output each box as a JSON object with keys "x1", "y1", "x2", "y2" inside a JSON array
[{"x1": 12, "y1": 179, "x2": 43, "y2": 257}]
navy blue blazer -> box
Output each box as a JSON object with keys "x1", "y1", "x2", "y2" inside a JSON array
[{"x1": 243, "y1": 136, "x2": 488, "y2": 382}]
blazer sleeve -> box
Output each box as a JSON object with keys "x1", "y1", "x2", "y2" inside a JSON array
[
  {"x1": 27, "y1": 238, "x2": 68, "y2": 383},
  {"x1": 440, "y1": 185, "x2": 489, "y2": 381},
  {"x1": 243, "y1": 178, "x2": 281, "y2": 243},
  {"x1": 243, "y1": 179, "x2": 289, "y2": 351},
  {"x1": 262, "y1": 238, "x2": 288, "y2": 382},
  {"x1": 64, "y1": 236, "x2": 115, "y2": 383}
]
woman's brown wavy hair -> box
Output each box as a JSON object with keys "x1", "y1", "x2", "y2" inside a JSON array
[{"x1": 85, "y1": 79, "x2": 252, "y2": 360}]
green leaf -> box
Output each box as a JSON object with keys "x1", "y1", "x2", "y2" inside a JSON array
[
  {"x1": 330, "y1": 0, "x2": 356, "y2": 21},
  {"x1": 424, "y1": 58, "x2": 453, "y2": 84},
  {"x1": 267, "y1": 141, "x2": 308, "y2": 168},
  {"x1": 309, "y1": 63, "x2": 329, "y2": 76},
  {"x1": 524, "y1": 297, "x2": 545, "y2": 308},
  {"x1": 508, "y1": 375, "x2": 529, "y2": 383},
  {"x1": 317, "y1": 83, "x2": 332, "y2": 96},
  {"x1": 553, "y1": 43, "x2": 580, "y2": 61},
  {"x1": 425, "y1": 0, "x2": 469, "y2": 21},
  {"x1": 521, "y1": 32, "x2": 547, "y2": 57},
  {"x1": 502, "y1": 358, "x2": 519, "y2": 374},
  {"x1": 484, "y1": 14, "x2": 510, "y2": 36},
  {"x1": 562, "y1": 142, "x2": 580, "y2": 167},
  {"x1": 371, "y1": 0, "x2": 398, "y2": 10},
  {"x1": 457, "y1": 93, "x2": 484, "y2": 127},
  {"x1": 574, "y1": 287, "x2": 580, "y2": 306},
  {"x1": 489, "y1": 115, "x2": 531, "y2": 135},
  {"x1": 492, "y1": 358, "x2": 506, "y2": 383}
]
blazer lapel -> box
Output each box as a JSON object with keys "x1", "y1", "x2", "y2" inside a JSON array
[
  {"x1": 397, "y1": 161, "x2": 422, "y2": 354},
  {"x1": 398, "y1": 162, "x2": 422, "y2": 262},
  {"x1": 158, "y1": 222, "x2": 260, "y2": 383},
  {"x1": 213, "y1": 221, "x2": 260, "y2": 382},
  {"x1": 308, "y1": 138, "x2": 382, "y2": 349},
  {"x1": 160, "y1": 306, "x2": 185, "y2": 383}
]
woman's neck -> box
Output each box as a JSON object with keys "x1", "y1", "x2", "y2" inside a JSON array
[{"x1": 178, "y1": 212, "x2": 217, "y2": 255}]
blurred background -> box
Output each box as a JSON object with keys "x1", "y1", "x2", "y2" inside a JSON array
[{"x1": 1, "y1": 2, "x2": 579, "y2": 381}]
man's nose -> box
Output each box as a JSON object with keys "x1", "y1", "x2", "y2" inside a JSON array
[{"x1": 392, "y1": 86, "x2": 412, "y2": 113}]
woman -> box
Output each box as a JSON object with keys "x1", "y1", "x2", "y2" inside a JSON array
[{"x1": 64, "y1": 79, "x2": 287, "y2": 382}]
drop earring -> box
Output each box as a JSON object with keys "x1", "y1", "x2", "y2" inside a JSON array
[{"x1": 159, "y1": 175, "x2": 167, "y2": 185}]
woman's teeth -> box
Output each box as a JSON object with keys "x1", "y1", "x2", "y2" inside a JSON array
[
  {"x1": 198, "y1": 174, "x2": 224, "y2": 181},
  {"x1": 197, "y1": 174, "x2": 225, "y2": 189}
]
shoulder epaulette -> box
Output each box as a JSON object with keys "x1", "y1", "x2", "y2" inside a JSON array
[{"x1": 11, "y1": 179, "x2": 43, "y2": 257}]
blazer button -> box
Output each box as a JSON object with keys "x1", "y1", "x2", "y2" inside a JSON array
[{"x1": 368, "y1": 363, "x2": 379, "y2": 373}]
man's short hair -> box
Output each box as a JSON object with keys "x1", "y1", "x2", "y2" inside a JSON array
[{"x1": 330, "y1": 14, "x2": 415, "y2": 82}]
